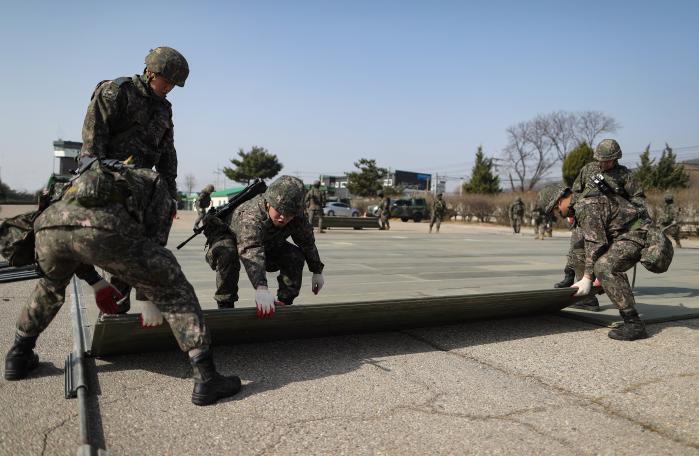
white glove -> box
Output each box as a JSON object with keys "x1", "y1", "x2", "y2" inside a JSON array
[
  {"x1": 571, "y1": 277, "x2": 592, "y2": 297},
  {"x1": 139, "y1": 300, "x2": 163, "y2": 327},
  {"x1": 255, "y1": 286, "x2": 275, "y2": 318},
  {"x1": 311, "y1": 273, "x2": 324, "y2": 295}
]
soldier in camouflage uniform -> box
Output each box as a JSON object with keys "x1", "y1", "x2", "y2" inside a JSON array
[
  {"x1": 378, "y1": 192, "x2": 391, "y2": 230},
  {"x1": 4, "y1": 162, "x2": 241, "y2": 405},
  {"x1": 543, "y1": 213, "x2": 554, "y2": 237},
  {"x1": 193, "y1": 184, "x2": 214, "y2": 230},
  {"x1": 554, "y1": 139, "x2": 647, "y2": 311},
  {"x1": 304, "y1": 180, "x2": 326, "y2": 233},
  {"x1": 78, "y1": 46, "x2": 189, "y2": 310},
  {"x1": 429, "y1": 193, "x2": 447, "y2": 233},
  {"x1": 204, "y1": 176, "x2": 325, "y2": 315},
  {"x1": 531, "y1": 203, "x2": 546, "y2": 240},
  {"x1": 661, "y1": 194, "x2": 682, "y2": 248},
  {"x1": 508, "y1": 197, "x2": 525, "y2": 234},
  {"x1": 540, "y1": 184, "x2": 649, "y2": 341}
]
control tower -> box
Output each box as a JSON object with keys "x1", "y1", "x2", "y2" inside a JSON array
[{"x1": 52, "y1": 139, "x2": 82, "y2": 176}]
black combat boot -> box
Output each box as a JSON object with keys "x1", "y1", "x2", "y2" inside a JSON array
[
  {"x1": 190, "y1": 350, "x2": 241, "y2": 406},
  {"x1": 216, "y1": 301, "x2": 236, "y2": 309},
  {"x1": 608, "y1": 309, "x2": 648, "y2": 341},
  {"x1": 554, "y1": 267, "x2": 576, "y2": 288},
  {"x1": 4, "y1": 333, "x2": 39, "y2": 380},
  {"x1": 569, "y1": 295, "x2": 601, "y2": 312}
]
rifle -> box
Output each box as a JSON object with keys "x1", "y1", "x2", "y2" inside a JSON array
[{"x1": 176, "y1": 178, "x2": 267, "y2": 250}]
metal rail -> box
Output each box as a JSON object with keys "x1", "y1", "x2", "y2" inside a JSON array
[
  {"x1": 66, "y1": 277, "x2": 106, "y2": 455},
  {"x1": 0, "y1": 263, "x2": 42, "y2": 283}
]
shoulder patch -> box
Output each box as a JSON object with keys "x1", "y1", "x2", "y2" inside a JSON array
[{"x1": 92, "y1": 76, "x2": 131, "y2": 101}]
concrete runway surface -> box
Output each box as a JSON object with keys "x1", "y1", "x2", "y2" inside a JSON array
[{"x1": 1, "y1": 211, "x2": 697, "y2": 455}]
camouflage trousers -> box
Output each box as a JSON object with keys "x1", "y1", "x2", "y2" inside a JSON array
[
  {"x1": 207, "y1": 234, "x2": 306, "y2": 304},
  {"x1": 380, "y1": 213, "x2": 390, "y2": 230},
  {"x1": 429, "y1": 214, "x2": 443, "y2": 232},
  {"x1": 593, "y1": 238, "x2": 644, "y2": 312},
  {"x1": 306, "y1": 208, "x2": 324, "y2": 233},
  {"x1": 533, "y1": 221, "x2": 545, "y2": 239},
  {"x1": 193, "y1": 209, "x2": 206, "y2": 230},
  {"x1": 565, "y1": 227, "x2": 599, "y2": 307},
  {"x1": 205, "y1": 232, "x2": 240, "y2": 307},
  {"x1": 19, "y1": 227, "x2": 210, "y2": 352},
  {"x1": 511, "y1": 217, "x2": 522, "y2": 234},
  {"x1": 663, "y1": 223, "x2": 681, "y2": 246}
]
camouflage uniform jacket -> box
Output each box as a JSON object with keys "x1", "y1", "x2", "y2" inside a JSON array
[
  {"x1": 572, "y1": 193, "x2": 646, "y2": 277},
  {"x1": 572, "y1": 162, "x2": 646, "y2": 215},
  {"x1": 531, "y1": 205, "x2": 545, "y2": 223},
  {"x1": 79, "y1": 74, "x2": 178, "y2": 199},
  {"x1": 661, "y1": 203, "x2": 678, "y2": 226},
  {"x1": 229, "y1": 195, "x2": 324, "y2": 288},
  {"x1": 305, "y1": 187, "x2": 326, "y2": 210},
  {"x1": 34, "y1": 165, "x2": 174, "y2": 247},
  {"x1": 379, "y1": 198, "x2": 391, "y2": 216},
  {"x1": 195, "y1": 192, "x2": 212, "y2": 215},
  {"x1": 432, "y1": 198, "x2": 447, "y2": 217},
  {"x1": 509, "y1": 201, "x2": 524, "y2": 220}
]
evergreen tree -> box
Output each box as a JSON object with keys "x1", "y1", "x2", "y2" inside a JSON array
[
  {"x1": 562, "y1": 142, "x2": 594, "y2": 186},
  {"x1": 346, "y1": 158, "x2": 388, "y2": 197},
  {"x1": 652, "y1": 143, "x2": 689, "y2": 190},
  {"x1": 633, "y1": 145, "x2": 655, "y2": 189},
  {"x1": 223, "y1": 146, "x2": 283, "y2": 185},
  {"x1": 462, "y1": 146, "x2": 501, "y2": 193}
]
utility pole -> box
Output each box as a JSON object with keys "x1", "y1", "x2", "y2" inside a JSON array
[{"x1": 213, "y1": 165, "x2": 222, "y2": 190}]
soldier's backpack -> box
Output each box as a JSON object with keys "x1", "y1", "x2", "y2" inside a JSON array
[
  {"x1": 640, "y1": 223, "x2": 674, "y2": 273},
  {"x1": 0, "y1": 211, "x2": 40, "y2": 267}
]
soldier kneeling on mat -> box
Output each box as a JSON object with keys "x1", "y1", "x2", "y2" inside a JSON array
[
  {"x1": 204, "y1": 175, "x2": 325, "y2": 316},
  {"x1": 538, "y1": 184, "x2": 649, "y2": 341},
  {"x1": 4, "y1": 159, "x2": 240, "y2": 405}
]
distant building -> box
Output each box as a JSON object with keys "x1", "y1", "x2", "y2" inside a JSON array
[
  {"x1": 52, "y1": 140, "x2": 81, "y2": 176},
  {"x1": 210, "y1": 186, "x2": 246, "y2": 208},
  {"x1": 321, "y1": 175, "x2": 350, "y2": 199},
  {"x1": 392, "y1": 170, "x2": 432, "y2": 193},
  {"x1": 682, "y1": 158, "x2": 699, "y2": 188}
]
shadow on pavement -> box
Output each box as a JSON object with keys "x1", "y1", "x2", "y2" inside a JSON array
[
  {"x1": 90, "y1": 314, "x2": 601, "y2": 400},
  {"x1": 634, "y1": 286, "x2": 699, "y2": 298}
]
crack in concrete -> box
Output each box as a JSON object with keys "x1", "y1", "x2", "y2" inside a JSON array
[
  {"x1": 619, "y1": 372, "x2": 698, "y2": 395},
  {"x1": 400, "y1": 329, "x2": 699, "y2": 451},
  {"x1": 40, "y1": 413, "x2": 78, "y2": 456}
]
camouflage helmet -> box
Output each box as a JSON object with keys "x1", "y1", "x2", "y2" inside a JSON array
[
  {"x1": 313, "y1": 180, "x2": 321, "y2": 188},
  {"x1": 515, "y1": 196, "x2": 522, "y2": 203},
  {"x1": 437, "y1": 193, "x2": 443, "y2": 198},
  {"x1": 594, "y1": 139, "x2": 622, "y2": 161},
  {"x1": 265, "y1": 175, "x2": 306, "y2": 215},
  {"x1": 664, "y1": 193, "x2": 674, "y2": 203},
  {"x1": 145, "y1": 47, "x2": 189, "y2": 87},
  {"x1": 202, "y1": 184, "x2": 214, "y2": 193},
  {"x1": 538, "y1": 184, "x2": 571, "y2": 215}
]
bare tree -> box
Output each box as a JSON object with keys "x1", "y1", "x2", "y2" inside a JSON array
[
  {"x1": 183, "y1": 173, "x2": 197, "y2": 194},
  {"x1": 540, "y1": 111, "x2": 578, "y2": 161},
  {"x1": 576, "y1": 111, "x2": 621, "y2": 147},
  {"x1": 503, "y1": 122, "x2": 531, "y2": 192},
  {"x1": 501, "y1": 121, "x2": 556, "y2": 191},
  {"x1": 525, "y1": 117, "x2": 557, "y2": 188}
]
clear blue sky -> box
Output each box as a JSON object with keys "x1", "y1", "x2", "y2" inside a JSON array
[{"x1": 1, "y1": 0, "x2": 698, "y2": 192}]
